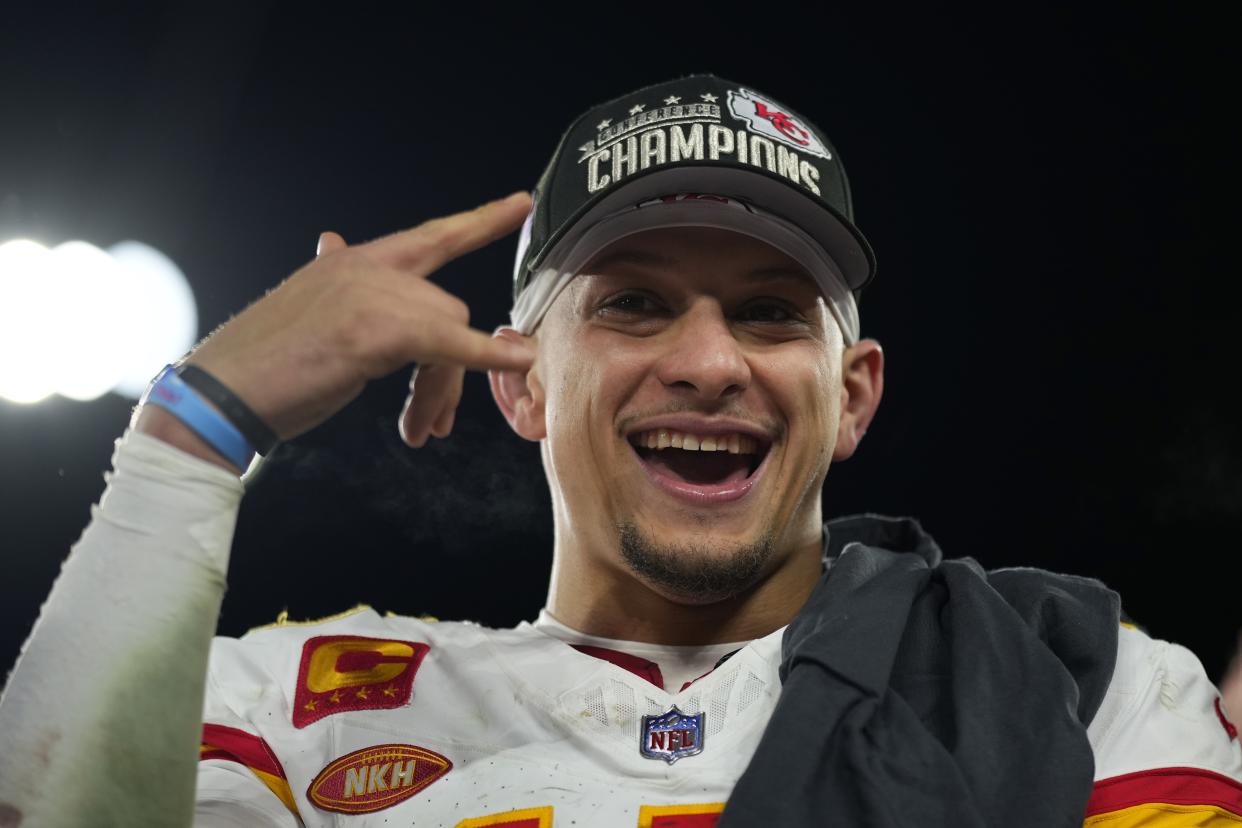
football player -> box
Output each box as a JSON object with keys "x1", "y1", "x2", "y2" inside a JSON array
[{"x1": 1, "y1": 75, "x2": 1240, "y2": 828}]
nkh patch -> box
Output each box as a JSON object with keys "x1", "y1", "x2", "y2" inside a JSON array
[
  {"x1": 308, "y1": 743, "x2": 451, "y2": 814},
  {"x1": 640, "y1": 706, "x2": 705, "y2": 764},
  {"x1": 292, "y1": 635, "x2": 430, "y2": 728}
]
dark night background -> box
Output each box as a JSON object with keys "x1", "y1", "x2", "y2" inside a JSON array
[{"x1": 1, "y1": 6, "x2": 1238, "y2": 684}]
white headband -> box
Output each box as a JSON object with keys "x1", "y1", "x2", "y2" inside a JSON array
[{"x1": 510, "y1": 195, "x2": 859, "y2": 344}]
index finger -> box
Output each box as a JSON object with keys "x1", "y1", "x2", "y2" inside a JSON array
[
  {"x1": 366, "y1": 191, "x2": 533, "y2": 275},
  {"x1": 416, "y1": 320, "x2": 535, "y2": 374}
]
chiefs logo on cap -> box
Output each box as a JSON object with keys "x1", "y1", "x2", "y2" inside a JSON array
[
  {"x1": 726, "y1": 88, "x2": 832, "y2": 160},
  {"x1": 308, "y1": 743, "x2": 451, "y2": 814},
  {"x1": 292, "y1": 635, "x2": 429, "y2": 728}
]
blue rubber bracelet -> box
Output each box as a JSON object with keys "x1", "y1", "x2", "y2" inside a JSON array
[{"x1": 143, "y1": 365, "x2": 255, "y2": 470}]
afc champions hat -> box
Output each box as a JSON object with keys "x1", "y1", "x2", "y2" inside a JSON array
[{"x1": 511, "y1": 73, "x2": 876, "y2": 344}]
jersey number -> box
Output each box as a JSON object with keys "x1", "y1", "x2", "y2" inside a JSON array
[{"x1": 454, "y1": 803, "x2": 723, "y2": 827}]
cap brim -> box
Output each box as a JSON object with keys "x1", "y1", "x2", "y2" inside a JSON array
[{"x1": 528, "y1": 164, "x2": 876, "y2": 293}]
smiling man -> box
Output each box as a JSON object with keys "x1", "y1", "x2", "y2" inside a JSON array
[
  {"x1": 502, "y1": 217, "x2": 879, "y2": 646},
  {"x1": 1, "y1": 75, "x2": 1240, "y2": 828}
]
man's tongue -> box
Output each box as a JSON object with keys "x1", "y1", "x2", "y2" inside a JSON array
[{"x1": 641, "y1": 448, "x2": 752, "y2": 486}]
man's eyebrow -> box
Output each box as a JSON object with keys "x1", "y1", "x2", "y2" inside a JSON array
[{"x1": 740, "y1": 267, "x2": 816, "y2": 285}]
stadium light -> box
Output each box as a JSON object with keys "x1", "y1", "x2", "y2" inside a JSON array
[{"x1": 0, "y1": 238, "x2": 197, "y2": 404}]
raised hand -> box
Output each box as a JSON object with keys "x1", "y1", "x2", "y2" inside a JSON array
[{"x1": 136, "y1": 192, "x2": 534, "y2": 469}]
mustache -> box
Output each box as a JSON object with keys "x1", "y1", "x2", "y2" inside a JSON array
[{"x1": 616, "y1": 405, "x2": 785, "y2": 441}]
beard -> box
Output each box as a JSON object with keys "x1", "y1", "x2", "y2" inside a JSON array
[{"x1": 617, "y1": 521, "x2": 774, "y2": 604}]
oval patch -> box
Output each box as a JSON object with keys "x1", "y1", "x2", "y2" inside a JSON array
[{"x1": 308, "y1": 743, "x2": 451, "y2": 814}]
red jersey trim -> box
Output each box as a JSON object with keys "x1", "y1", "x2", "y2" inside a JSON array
[
  {"x1": 200, "y1": 723, "x2": 286, "y2": 779},
  {"x1": 200, "y1": 723, "x2": 301, "y2": 818},
  {"x1": 1217, "y1": 698, "x2": 1239, "y2": 741},
  {"x1": 1086, "y1": 767, "x2": 1242, "y2": 817},
  {"x1": 571, "y1": 644, "x2": 664, "y2": 690}
]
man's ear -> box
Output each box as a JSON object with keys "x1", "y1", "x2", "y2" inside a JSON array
[
  {"x1": 833, "y1": 338, "x2": 885, "y2": 461},
  {"x1": 488, "y1": 327, "x2": 546, "y2": 442}
]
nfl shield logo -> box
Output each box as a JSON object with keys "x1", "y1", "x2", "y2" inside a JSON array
[{"x1": 640, "y1": 706, "x2": 704, "y2": 764}]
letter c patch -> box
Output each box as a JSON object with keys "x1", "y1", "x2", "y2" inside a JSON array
[{"x1": 293, "y1": 635, "x2": 429, "y2": 728}]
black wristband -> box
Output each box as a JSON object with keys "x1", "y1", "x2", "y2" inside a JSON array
[{"x1": 175, "y1": 365, "x2": 279, "y2": 456}]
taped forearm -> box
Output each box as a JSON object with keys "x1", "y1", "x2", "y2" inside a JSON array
[{"x1": 0, "y1": 430, "x2": 244, "y2": 828}]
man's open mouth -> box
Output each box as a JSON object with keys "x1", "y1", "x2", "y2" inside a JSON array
[{"x1": 627, "y1": 428, "x2": 770, "y2": 502}]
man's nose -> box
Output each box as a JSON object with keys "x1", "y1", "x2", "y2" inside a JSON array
[{"x1": 654, "y1": 301, "x2": 751, "y2": 400}]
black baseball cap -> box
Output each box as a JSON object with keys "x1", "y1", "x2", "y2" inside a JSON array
[{"x1": 513, "y1": 73, "x2": 875, "y2": 300}]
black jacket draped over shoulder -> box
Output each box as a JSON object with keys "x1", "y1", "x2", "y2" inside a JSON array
[{"x1": 719, "y1": 513, "x2": 1120, "y2": 827}]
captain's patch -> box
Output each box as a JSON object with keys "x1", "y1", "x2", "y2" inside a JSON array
[{"x1": 292, "y1": 635, "x2": 429, "y2": 728}]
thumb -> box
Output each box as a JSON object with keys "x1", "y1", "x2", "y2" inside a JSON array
[{"x1": 316, "y1": 231, "x2": 347, "y2": 257}]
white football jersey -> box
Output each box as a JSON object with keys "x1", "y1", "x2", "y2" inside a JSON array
[
  {"x1": 196, "y1": 609, "x2": 1242, "y2": 827},
  {"x1": 198, "y1": 607, "x2": 779, "y2": 827}
]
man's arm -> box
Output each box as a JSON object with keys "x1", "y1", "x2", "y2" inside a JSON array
[
  {"x1": 0, "y1": 430, "x2": 243, "y2": 827},
  {"x1": 0, "y1": 194, "x2": 534, "y2": 827}
]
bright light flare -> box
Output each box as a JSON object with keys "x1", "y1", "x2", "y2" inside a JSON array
[
  {"x1": 0, "y1": 238, "x2": 198, "y2": 404},
  {"x1": 108, "y1": 241, "x2": 198, "y2": 399},
  {"x1": 0, "y1": 240, "x2": 58, "y2": 403}
]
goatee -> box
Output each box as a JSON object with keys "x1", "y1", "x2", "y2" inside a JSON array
[{"x1": 617, "y1": 522, "x2": 773, "y2": 603}]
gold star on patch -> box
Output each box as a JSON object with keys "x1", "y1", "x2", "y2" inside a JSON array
[
  {"x1": 355, "y1": 687, "x2": 369, "y2": 700},
  {"x1": 304, "y1": 699, "x2": 318, "y2": 711},
  {"x1": 329, "y1": 690, "x2": 342, "y2": 704},
  {"x1": 628, "y1": 104, "x2": 645, "y2": 115},
  {"x1": 382, "y1": 685, "x2": 398, "y2": 698},
  {"x1": 596, "y1": 118, "x2": 611, "y2": 129},
  {"x1": 700, "y1": 92, "x2": 718, "y2": 102},
  {"x1": 664, "y1": 95, "x2": 681, "y2": 105}
]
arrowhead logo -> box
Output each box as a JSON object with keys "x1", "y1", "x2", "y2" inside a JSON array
[{"x1": 726, "y1": 88, "x2": 833, "y2": 160}]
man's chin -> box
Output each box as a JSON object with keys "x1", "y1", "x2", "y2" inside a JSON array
[{"x1": 616, "y1": 521, "x2": 774, "y2": 605}]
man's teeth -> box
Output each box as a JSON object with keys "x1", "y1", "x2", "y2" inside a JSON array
[{"x1": 632, "y1": 429, "x2": 759, "y2": 455}]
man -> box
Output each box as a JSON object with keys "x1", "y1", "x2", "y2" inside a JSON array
[{"x1": 1, "y1": 75, "x2": 1239, "y2": 827}]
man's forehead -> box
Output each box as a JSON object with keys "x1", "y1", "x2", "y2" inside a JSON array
[
  {"x1": 582, "y1": 229, "x2": 818, "y2": 286},
  {"x1": 512, "y1": 195, "x2": 861, "y2": 344}
]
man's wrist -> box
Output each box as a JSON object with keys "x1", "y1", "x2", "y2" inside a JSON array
[
  {"x1": 131, "y1": 404, "x2": 247, "y2": 475},
  {"x1": 131, "y1": 365, "x2": 260, "y2": 474}
]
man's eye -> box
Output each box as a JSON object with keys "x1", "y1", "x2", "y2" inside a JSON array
[
  {"x1": 737, "y1": 302, "x2": 796, "y2": 323},
  {"x1": 600, "y1": 293, "x2": 661, "y2": 315}
]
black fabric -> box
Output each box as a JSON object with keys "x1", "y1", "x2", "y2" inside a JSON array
[{"x1": 719, "y1": 513, "x2": 1120, "y2": 827}]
